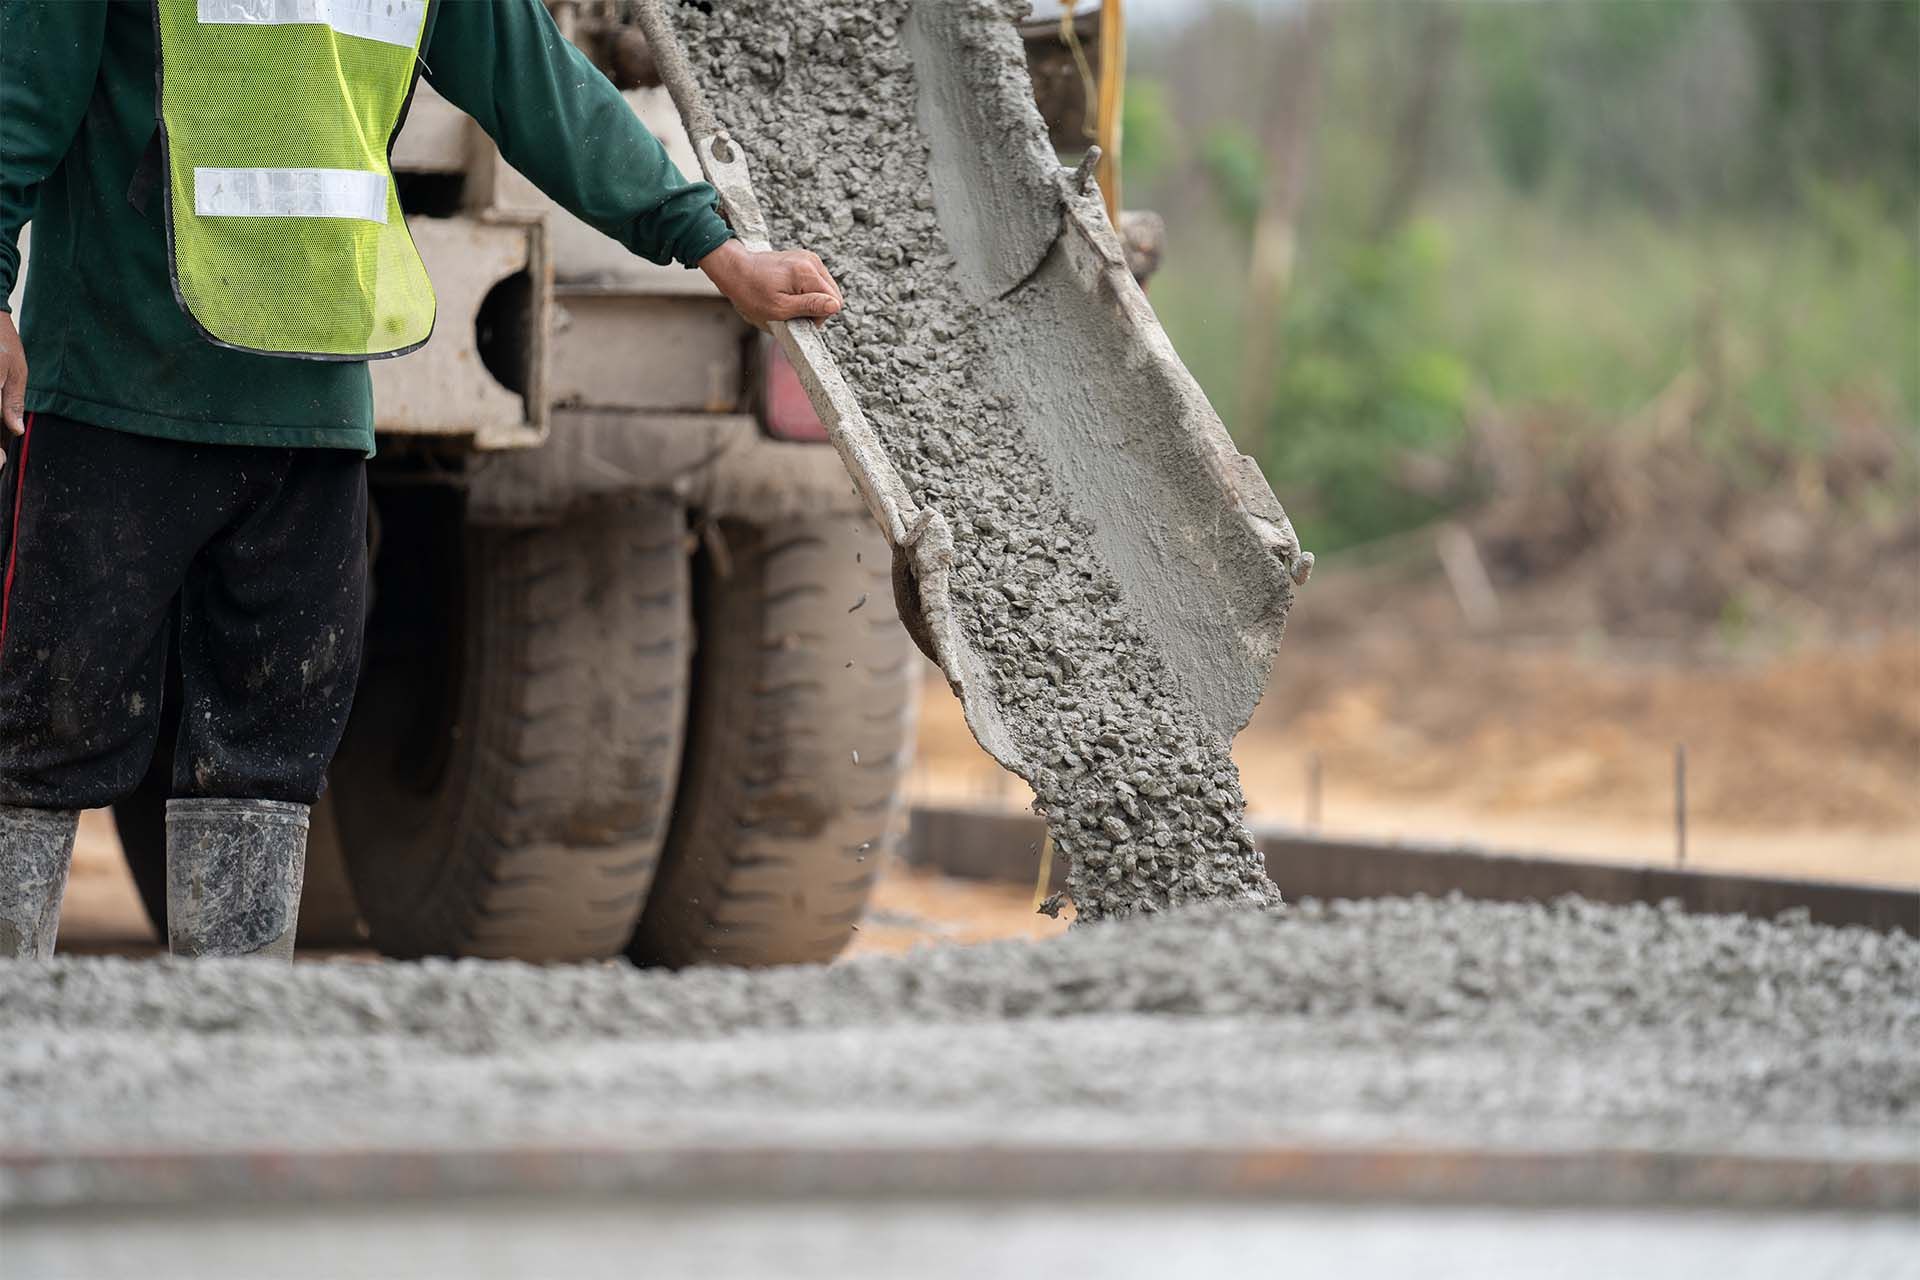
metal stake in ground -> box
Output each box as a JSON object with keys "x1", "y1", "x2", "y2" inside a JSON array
[
  {"x1": 1306, "y1": 751, "x2": 1323, "y2": 830},
  {"x1": 1674, "y1": 743, "x2": 1688, "y2": 868}
]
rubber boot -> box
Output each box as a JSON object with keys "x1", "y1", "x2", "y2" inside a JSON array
[
  {"x1": 0, "y1": 806, "x2": 81, "y2": 960},
  {"x1": 165, "y1": 799, "x2": 308, "y2": 961}
]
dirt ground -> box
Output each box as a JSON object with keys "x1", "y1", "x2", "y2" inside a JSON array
[{"x1": 911, "y1": 631, "x2": 1920, "y2": 891}]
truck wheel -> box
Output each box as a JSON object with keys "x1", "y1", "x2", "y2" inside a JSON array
[
  {"x1": 331, "y1": 490, "x2": 692, "y2": 960},
  {"x1": 111, "y1": 641, "x2": 365, "y2": 949},
  {"x1": 629, "y1": 516, "x2": 921, "y2": 968}
]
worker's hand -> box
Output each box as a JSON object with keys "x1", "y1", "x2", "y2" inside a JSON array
[
  {"x1": 0, "y1": 312, "x2": 25, "y2": 442},
  {"x1": 699, "y1": 239, "x2": 843, "y2": 330}
]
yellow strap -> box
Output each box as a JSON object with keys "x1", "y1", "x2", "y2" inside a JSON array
[
  {"x1": 1095, "y1": 0, "x2": 1125, "y2": 222},
  {"x1": 1031, "y1": 831, "x2": 1056, "y2": 912}
]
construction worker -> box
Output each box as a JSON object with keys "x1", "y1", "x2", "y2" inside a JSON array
[{"x1": 0, "y1": 0, "x2": 842, "y2": 961}]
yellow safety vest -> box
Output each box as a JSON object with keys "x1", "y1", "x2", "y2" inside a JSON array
[{"x1": 154, "y1": 0, "x2": 437, "y2": 360}]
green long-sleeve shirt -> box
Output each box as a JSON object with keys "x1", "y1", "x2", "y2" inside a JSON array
[{"x1": 0, "y1": 0, "x2": 732, "y2": 453}]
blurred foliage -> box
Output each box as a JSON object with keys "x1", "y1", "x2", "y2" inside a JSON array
[
  {"x1": 1462, "y1": 0, "x2": 1918, "y2": 213},
  {"x1": 1741, "y1": 0, "x2": 1920, "y2": 203},
  {"x1": 1468, "y1": 0, "x2": 1736, "y2": 207},
  {"x1": 1119, "y1": 76, "x2": 1174, "y2": 188},
  {"x1": 1262, "y1": 224, "x2": 1471, "y2": 549},
  {"x1": 1126, "y1": 0, "x2": 1918, "y2": 553},
  {"x1": 1196, "y1": 122, "x2": 1264, "y2": 236}
]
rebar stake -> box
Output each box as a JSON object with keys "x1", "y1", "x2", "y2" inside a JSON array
[{"x1": 1674, "y1": 743, "x2": 1688, "y2": 868}]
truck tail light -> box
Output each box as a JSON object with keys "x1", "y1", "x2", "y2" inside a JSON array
[{"x1": 757, "y1": 334, "x2": 831, "y2": 443}]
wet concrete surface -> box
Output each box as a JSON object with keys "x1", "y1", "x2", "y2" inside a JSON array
[
  {"x1": 9, "y1": 1198, "x2": 1917, "y2": 1280},
  {"x1": 4, "y1": 897, "x2": 1914, "y2": 1162}
]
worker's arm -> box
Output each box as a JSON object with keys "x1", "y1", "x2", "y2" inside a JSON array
[
  {"x1": 0, "y1": 0, "x2": 108, "y2": 437},
  {"x1": 424, "y1": 0, "x2": 839, "y2": 327}
]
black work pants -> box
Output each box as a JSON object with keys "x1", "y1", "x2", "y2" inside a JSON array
[{"x1": 0, "y1": 413, "x2": 366, "y2": 810}]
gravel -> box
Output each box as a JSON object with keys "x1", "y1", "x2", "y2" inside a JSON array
[
  {"x1": 680, "y1": 0, "x2": 1274, "y2": 920},
  {"x1": 4, "y1": 897, "x2": 1915, "y2": 1158}
]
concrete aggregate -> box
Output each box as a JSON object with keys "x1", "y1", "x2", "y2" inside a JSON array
[
  {"x1": 680, "y1": 0, "x2": 1273, "y2": 920},
  {"x1": 3, "y1": 898, "x2": 1915, "y2": 1157}
]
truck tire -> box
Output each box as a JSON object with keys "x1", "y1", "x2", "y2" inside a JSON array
[
  {"x1": 111, "y1": 639, "x2": 365, "y2": 949},
  {"x1": 331, "y1": 490, "x2": 692, "y2": 960},
  {"x1": 629, "y1": 516, "x2": 920, "y2": 968}
]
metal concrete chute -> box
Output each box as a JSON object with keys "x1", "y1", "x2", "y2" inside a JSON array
[
  {"x1": 905, "y1": 0, "x2": 1312, "y2": 743},
  {"x1": 636, "y1": 0, "x2": 1310, "y2": 768}
]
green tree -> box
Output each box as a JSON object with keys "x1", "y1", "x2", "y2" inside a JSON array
[
  {"x1": 1121, "y1": 76, "x2": 1175, "y2": 189},
  {"x1": 1198, "y1": 121, "x2": 1264, "y2": 239},
  {"x1": 1262, "y1": 224, "x2": 1472, "y2": 551}
]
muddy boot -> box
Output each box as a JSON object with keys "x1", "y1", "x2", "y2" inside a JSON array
[
  {"x1": 0, "y1": 807, "x2": 81, "y2": 960},
  {"x1": 165, "y1": 799, "x2": 309, "y2": 961}
]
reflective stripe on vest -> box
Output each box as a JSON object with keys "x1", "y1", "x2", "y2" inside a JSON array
[
  {"x1": 193, "y1": 168, "x2": 391, "y2": 223},
  {"x1": 196, "y1": 0, "x2": 427, "y2": 49},
  {"x1": 154, "y1": 0, "x2": 436, "y2": 360}
]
